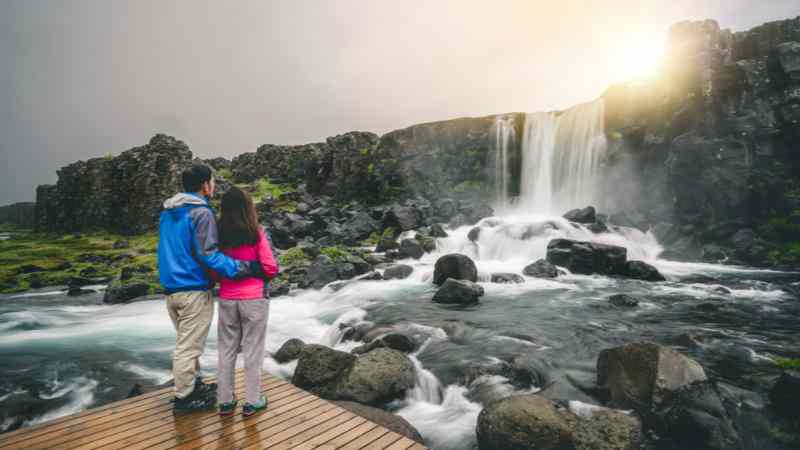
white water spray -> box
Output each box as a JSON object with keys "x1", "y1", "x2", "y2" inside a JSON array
[{"x1": 492, "y1": 115, "x2": 516, "y2": 210}]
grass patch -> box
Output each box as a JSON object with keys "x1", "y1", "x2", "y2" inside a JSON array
[
  {"x1": 250, "y1": 178, "x2": 296, "y2": 204},
  {"x1": 216, "y1": 168, "x2": 233, "y2": 179},
  {"x1": 278, "y1": 247, "x2": 309, "y2": 268},
  {"x1": 776, "y1": 358, "x2": 800, "y2": 370},
  {"x1": 320, "y1": 246, "x2": 351, "y2": 263}
]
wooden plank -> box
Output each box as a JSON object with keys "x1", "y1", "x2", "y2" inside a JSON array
[
  {"x1": 383, "y1": 436, "x2": 419, "y2": 450},
  {"x1": 93, "y1": 383, "x2": 304, "y2": 450},
  {"x1": 337, "y1": 426, "x2": 390, "y2": 450},
  {"x1": 406, "y1": 443, "x2": 429, "y2": 450},
  {"x1": 0, "y1": 373, "x2": 226, "y2": 446},
  {"x1": 286, "y1": 415, "x2": 367, "y2": 449},
  {"x1": 60, "y1": 379, "x2": 293, "y2": 450},
  {"x1": 241, "y1": 407, "x2": 348, "y2": 449},
  {"x1": 1, "y1": 371, "x2": 257, "y2": 450},
  {"x1": 364, "y1": 432, "x2": 405, "y2": 450},
  {"x1": 266, "y1": 409, "x2": 360, "y2": 450},
  {"x1": 310, "y1": 420, "x2": 378, "y2": 449},
  {"x1": 209, "y1": 402, "x2": 340, "y2": 450},
  {"x1": 137, "y1": 390, "x2": 319, "y2": 450}
]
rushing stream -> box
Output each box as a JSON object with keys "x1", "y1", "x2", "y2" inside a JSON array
[{"x1": 1, "y1": 100, "x2": 798, "y2": 449}]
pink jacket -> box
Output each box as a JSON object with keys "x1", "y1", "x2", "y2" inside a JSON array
[{"x1": 217, "y1": 227, "x2": 279, "y2": 300}]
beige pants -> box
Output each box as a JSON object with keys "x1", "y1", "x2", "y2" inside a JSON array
[
  {"x1": 166, "y1": 290, "x2": 214, "y2": 399},
  {"x1": 217, "y1": 299, "x2": 269, "y2": 405}
]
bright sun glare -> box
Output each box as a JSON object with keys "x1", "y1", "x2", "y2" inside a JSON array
[{"x1": 609, "y1": 32, "x2": 667, "y2": 83}]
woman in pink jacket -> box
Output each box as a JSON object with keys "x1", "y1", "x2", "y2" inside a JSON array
[{"x1": 215, "y1": 186, "x2": 279, "y2": 417}]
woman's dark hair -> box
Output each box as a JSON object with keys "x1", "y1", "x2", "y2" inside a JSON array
[
  {"x1": 182, "y1": 164, "x2": 213, "y2": 192},
  {"x1": 218, "y1": 187, "x2": 260, "y2": 249}
]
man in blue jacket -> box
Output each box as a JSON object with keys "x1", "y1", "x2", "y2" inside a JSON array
[{"x1": 158, "y1": 164, "x2": 262, "y2": 412}]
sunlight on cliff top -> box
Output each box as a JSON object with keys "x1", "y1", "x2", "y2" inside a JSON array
[{"x1": 609, "y1": 31, "x2": 666, "y2": 83}]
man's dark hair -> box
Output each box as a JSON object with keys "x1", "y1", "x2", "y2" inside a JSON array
[{"x1": 181, "y1": 164, "x2": 213, "y2": 192}]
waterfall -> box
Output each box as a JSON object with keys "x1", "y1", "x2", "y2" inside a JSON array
[
  {"x1": 518, "y1": 99, "x2": 607, "y2": 213},
  {"x1": 492, "y1": 115, "x2": 516, "y2": 211}
]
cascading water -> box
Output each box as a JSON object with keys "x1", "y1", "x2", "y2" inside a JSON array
[
  {"x1": 491, "y1": 115, "x2": 516, "y2": 211},
  {"x1": 517, "y1": 99, "x2": 607, "y2": 214}
]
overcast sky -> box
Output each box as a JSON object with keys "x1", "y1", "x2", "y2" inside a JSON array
[{"x1": 1, "y1": 0, "x2": 798, "y2": 204}]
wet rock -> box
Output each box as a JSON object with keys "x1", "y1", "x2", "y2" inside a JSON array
[
  {"x1": 468, "y1": 226, "x2": 481, "y2": 242},
  {"x1": 79, "y1": 266, "x2": 99, "y2": 277},
  {"x1": 523, "y1": 259, "x2": 559, "y2": 278},
  {"x1": 432, "y1": 278, "x2": 484, "y2": 305},
  {"x1": 16, "y1": 264, "x2": 46, "y2": 274},
  {"x1": 435, "y1": 198, "x2": 458, "y2": 219},
  {"x1": 428, "y1": 223, "x2": 448, "y2": 237},
  {"x1": 383, "y1": 264, "x2": 414, "y2": 280},
  {"x1": 102, "y1": 278, "x2": 150, "y2": 304},
  {"x1": 476, "y1": 394, "x2": 642, "y2": 450},
  {"x1": 67, "y1": 276, "x2": 108, "y2": 288},
  {"x1": 546, "y1": 239, "x2": 627, "y2": 275},
  {"x1": 702, "y1": 244, "x2": 728, "y2": 262},
  {"x1": 67, "y1": 286, "x2": 94, "y2": 296},
  {"x1": 597, "y1": 342, "x2": 742, "y2": 450},
  {"x1": 769, "y1": 370, "x2": 800, "y2": 416},
  {"x1": 268, "y1": 278, "x2": 291, "y2": 297},
  {"x1": 292, "y1": 344, "x2": 356, "y2": 399},
  {"x1": 383, "y1": 205, "x2": 420, "y2": 231},
  {"x1": 776, "y1": 41, "x2": 800, "y2": 82},
  {"x1": 352, "y1": 333, "x2": 416, "y2": 355},
  {"x1": 301, "y1": 255, "x2": 340, "y2": 289},
  {"x1": 375, "y1": 234, "x2": 399, "y2": 252},
  {"x1": 491, "y1": 272, "x2": 525, "y2": 284},
  {"x1": 433, "y1": 253, "x2": 478, "y2": 286},
  {"x1": 622, "y1": 260, "x2": 666, "y2": 282},
  {"x1": 274, "y1": 338, "x2": 306, "y2": 363},
  {"x1": 398, "y1": 239, "x2": 424, "y2": 259},
  {"x1": 332, "y1": 401, "x2": 424, "y2": 443},
  {"x1": 112, "y1": 239, "x2": 130, "y2": 249},
  {"x1": 608, "y1": 294, "x2": 639, "y2": 307},
  {"x1": 588, "y1": 220, "x2": 609, "y2": 233},
  {"x1": 336, "y1": 348, "x2": 415, "y2": 405},
  {"x1": 563, "y1": 206, "x2": 596, "y2": 224}
]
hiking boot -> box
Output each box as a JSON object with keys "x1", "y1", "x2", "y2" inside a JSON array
[
  {"x1": 242, "y1": 396, "x2": 268, "y2": 417},
  {"x1": 195, "y1": 377, "x2": 217, "y2": 396},
  {"x1": 174, "y1": 388, "x2": 216, "y2": 413},
  {"x1": 218, "y1": 397, "x2": 238, "y2": 417}
]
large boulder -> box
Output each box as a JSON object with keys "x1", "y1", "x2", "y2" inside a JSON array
[
  {"x1": 432, "y1": 279, "x2": 484, "y2": 305},
  {"x1": 546, "y1": 239, "x2": 627, "y2": 275},
  {"x1": 398, "y1": 239, "x2": 424, "y2": 259},
  {"x1": 292, "y1": 344, "x2": 356, "y2": 399},
  {"x1": 102, "y1": 278, "x2": 150, "y2": 304},
  {"x1": 332, "y1": 401, "x2": 424, "y2": 443},
  {"x1": 597, "y1": 342, "x2": 741, "y2": 450},
  {"x1": 336, "y1": 348, "x2": 416, "y2": 405},
  {"x1": 383, "y1": 205, "x2": 421, "y2": 231},
  {"x1": 608, "y1": 294, "x2": 639, "y2": 308},
  {"x1": 775, "y1": 41, "x2": 800, "y2": 82},
  {"x1": 563, "y1": 206, "x2": 597, "y2": 224},
  {"x1": 476, "y1": 394, "x2": 642, "y2": 450},
  {"x1": 274, "y1": 338, "x2": 306, "y2": 363},
  {"x1": 301, "y1": 255, "x2": 340, "y2": 289},
  {"x1": 491, "y1": 272, "x2": 525, "y2": 284},
  {"x1": 523, "y1": 259, "x2": 559, "y2": 278},
  {"x1": 622, "y1": 260, "x2": 666, "y2": 281},
  {"x1": 433, "y1": 253, "x2": 478, "y2": 286},
  {"x1": 352, "y1": 333, "x2": 416, "y2": 355},
  {"x1": 383, "y1": 264, "x2": 414, "y2": 280}
]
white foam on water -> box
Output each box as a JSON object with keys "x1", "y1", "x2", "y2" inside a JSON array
[
  {"x1": 117, "y1": 362, "x2": 172, "y2": 385},
  {"x1": 26, "y1": 377, "x2": 99, "y2": 426},
  {"x1": 396, "y1": 384, "x2": 482, "y2": 450}
]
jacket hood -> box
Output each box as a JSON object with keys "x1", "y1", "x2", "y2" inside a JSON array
[{"x1": 163, "y1": 193, "x2": 208, "y2": 209}]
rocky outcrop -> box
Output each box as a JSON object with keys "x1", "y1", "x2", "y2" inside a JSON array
[
  {"x1": 332, "y1": 401, "x2": 424, "y2": 443},
  {"x1": 0, "y1": 202, "x2": 35, "y2": 229},
  {"x1": 769, "y1": 369, "x2": 800, "y2": 416},
  {"x1": 291, "y1": 344, "x2": 415, "y2": 406},
  {"x1": 35, "y1": 135, "x2": 193, "y2": 234},
  {"x1": 433, "y1": 253, "x2": 478, "y2": 286},
  {"x1": 432, "y1": 278, "x2": 484, "y2": 305},
  {"x1": 546, "y1": 239, "x2": 627, "y2": 275},
  {"x1": 522, "y1": 259, "x2": 558, "y2": 278},
  {"x1": 597, "y1": 342, "x2": 742, "y2": 450},
  {"x1": 274, "y1": 338, "x2": 306, "y2": 363},
  {"x1": 476, "y1": 394, "x2": 642, "y2": 450}
]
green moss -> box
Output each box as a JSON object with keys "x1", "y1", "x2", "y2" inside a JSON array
[
  {"x1": 359, "y1": 147, "x2": 371, "y2": 156},
  {"x1": 776, "y1": 358, "x2": 800, "y2": 370},
  {"x1": 367, "y1": 163, "x2": 375, "y2": 175},
  {"x1": 320, "y1": 246, "x2": 351, "y2": 262},
  {"x1": 216, "y1": 168, "x2": 233, "y2": 179},
  {"x1": 453, "y1": 180, "x2": 483, "y2": 193},
  {"x1": 278, "y1": 247, "x2": 309, "y2": 267},
  {"x1": 363, "y1": 231, "x2": 381, "y2": 246},
  {"x1": 250, "y1": 178, "x2": 296, "y2": 204}
]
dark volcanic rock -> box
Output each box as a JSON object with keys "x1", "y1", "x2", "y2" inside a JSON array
[
  {"x1": 563, "y1": 206, "x2": 597, "y2": 224},
  {"x1": 608, "y1": 294, "x2": 639, "y2": 307},
  {"x1": 546, "y1": 239, "x2": 627, "y2": 275},
  {"x1": 433, "y1": 253, "x2": 478, "y2": 286},
  {"x1": 301, "y1": 255, "x2": 340, "y2": 289},
  {"x1": 432, "y1": 278, "x2": 484, "y2": 305},
  {"x1": 352, "y1": 332, "x2": 416, "y2": 355},
  {"x1": 522, "y1": 259, "x2": 559, "y2": 278},
  {"x1": 769, "y1": 370, "x2": 800, "y2": 416},
  {"x1": 335, "y1": 348, "x2": 415, "y2": 405},
  {"x1": 597, "y1": 342, "x2": 742, "y2": 450},
  {"x1": 102, "y1": 278, "x2": 150, "y2": 304},
  {"x1": 292, "y1": 344, "x2": 356, "y2": 399},
  {"x1": 622, "y1": 260, "x2": 666, "y2": 281},
  {"x1": 398, "y1": 238, "x2": 424, "y2": 259},
  {"x1": 476, "y1": 394, "x2": 642, "y2": 450},
  {"x1": 467, "y1": 226, "x2": 481, "y2": 242},
  {"x1": 383, "y1": 264, "x2": 414, "y2": 280},
  {"x1": 274, "y1": 338, "x2": 306, "y2": 363},
  {"x1": 491, "y1": 272, "x2": 525, "y2": 284}
]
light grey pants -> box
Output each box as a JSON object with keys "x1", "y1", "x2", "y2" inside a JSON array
[{"x1": 217, "y1": 298, "x2": 270, "y2": 405}]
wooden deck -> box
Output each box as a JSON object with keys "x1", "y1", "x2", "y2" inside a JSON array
[{"x1": 0, "y1": 370, "x2": 429, "y2": 450}]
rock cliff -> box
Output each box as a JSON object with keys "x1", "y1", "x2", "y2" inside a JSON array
[{"x1": 0, "y1": 202, "x2": 35, "y2": 229}]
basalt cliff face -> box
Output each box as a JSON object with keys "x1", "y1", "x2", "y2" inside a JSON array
[{"x1": 34, "y1": 16, "x2": 800, "y2": 265}]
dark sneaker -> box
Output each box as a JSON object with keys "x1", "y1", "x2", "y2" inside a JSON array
[
  {"x1": 174, "y1": 389, "x2": 216, "y2": 413},
  {"x1": 219, "y1": 397, "x2": 238, "y2": 417},
  {"x1": 195, "y1": 377, "x2": 217, "y2": 396},
  {"x1": 242, "y1": 396, "x2": 267, "y2": 417}
]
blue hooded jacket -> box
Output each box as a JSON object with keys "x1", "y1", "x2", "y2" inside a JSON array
[{"x1": 157, "y1": 193, "x2": 246, "y2": 294}]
